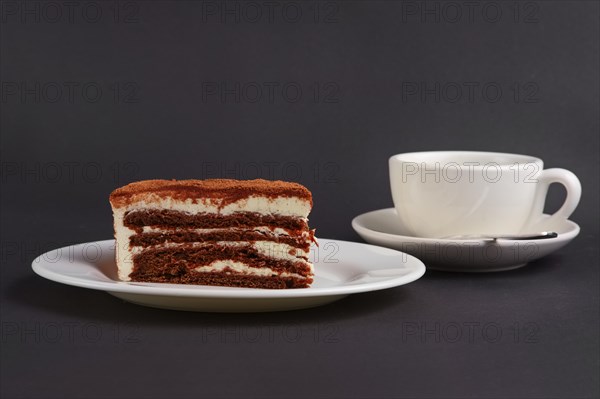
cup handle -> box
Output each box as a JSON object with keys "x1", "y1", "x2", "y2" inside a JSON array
[{"x1": 530, "y1": 168, "x2": 581, "y2": 227}]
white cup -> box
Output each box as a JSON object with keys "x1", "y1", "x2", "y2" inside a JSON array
[{"x1": 389, "y1": 151, "x2": 581, "y2": 238}]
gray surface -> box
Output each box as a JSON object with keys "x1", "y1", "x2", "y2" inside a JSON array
[{"x1": 1, "y1": 1, "x2": 598, "y2": 398}]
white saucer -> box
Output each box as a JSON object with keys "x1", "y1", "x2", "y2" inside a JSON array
[
  {"x1": 352, "y1": 209, "x2": 580, "y2": 272},
  {"x1": 32, "y1": 238, "x2": 425, "y2": 312}
]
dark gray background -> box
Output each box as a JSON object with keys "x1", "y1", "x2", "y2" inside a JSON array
[{"x1": 1, "y1": 1, "x2": 598, "y2": 398}]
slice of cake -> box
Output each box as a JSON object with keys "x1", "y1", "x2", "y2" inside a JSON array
[{"x1": 109, "y1": 179, "x2": 315, "y2": 289}]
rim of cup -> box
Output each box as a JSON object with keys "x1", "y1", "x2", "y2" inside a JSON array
[{"x1": 389, "y1": 151, "x2": 543, "y2": 169}]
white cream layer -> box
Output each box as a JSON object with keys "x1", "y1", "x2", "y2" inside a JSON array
[
  {"x1": 128, "y1": 241, "x2": 309, "y2": 259},
  {"x1": 113, "y1": 195, "x2": 311, "y2": 217},
  {"x1": 140, "y1": 226, "x2": 313, "y2": 240},
  {"x1": 194, "y1": 260, "x2": 307, "y2": 280}
]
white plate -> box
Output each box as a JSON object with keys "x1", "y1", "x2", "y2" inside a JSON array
[
  {"x1": 352, "y1": 209, "x2": 580, "y2": 272},
  {"x1": 32, "y1": 238, "x2": 425, "y2": 312}
]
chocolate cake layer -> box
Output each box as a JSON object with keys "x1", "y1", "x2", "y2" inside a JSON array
[
  {"x1": 129, "y1": 272, "x2": 311, "y2": 289},
  {"x1": 132, "y1": 245, "x2": 312, "y2": 277},
  {"x1": 130, "y1": 231, "x2": 312, "y2": 250},
  {"x1": 124, "y1": 210, "x2": 308, "y2": 231}
]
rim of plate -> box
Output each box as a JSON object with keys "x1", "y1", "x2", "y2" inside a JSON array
[{"x1": 32, "y1": 238, "x2": 426, "y2": 299}]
